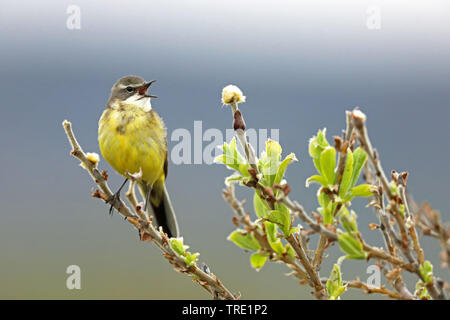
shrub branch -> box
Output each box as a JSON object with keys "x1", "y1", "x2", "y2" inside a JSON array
[
  {"x1": 218, "y1": 87, "x2": 448, "y2": 300},
  {"x1": 62, "y1": 120, "x2": 237, "y2": 300}
]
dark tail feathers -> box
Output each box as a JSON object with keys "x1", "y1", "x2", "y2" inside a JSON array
[{"x1": 139, "y1": 180, "x2": 179, "y2": 238}]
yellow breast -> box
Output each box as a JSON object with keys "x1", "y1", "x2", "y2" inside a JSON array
[{"x1": 98, "y1": 104, "x2": 167, "y2": 186}]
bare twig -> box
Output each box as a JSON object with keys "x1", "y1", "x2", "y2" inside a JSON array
[
  {"x1": 399, "y1": 185, "x2": 424, "y2": 265},
  {"x1": 230, "y1": 102, "x2": 258, "y2": 172},
  {"x1": 351, "y1": 110, "x2": 391, "y2": 197},
  {"x1": 282, "y1": 197, "x2": 338, "y2": 240},
  {"x1": 125, "y1": 181, "x2": 149, "y2": 221},
  {"x1": 366, "y1": 182, "x2": 419, "y2": 298},
  {"x1": 411, "y1": 200, "x2": 450, "y2": 268},
  {"x1": 350, "y1": 109, "x2": 444, "y2": 300},
  {"x1": 335, "y1": 111, "x2": 353, "y2": 188},
  {"x1": 346, "y1": 279, "x2": 408, "y2": 300},
  {"x1": 361, "y1": 242, "x2": 415, "y2": 272},
  {"x1": 286, "y1": 234, "x2": 327, "y2": 299},
  {"x1": 312, "y1": 234, "x2": 328, "y2": 270},
  {"x1": 62, "y1": 120, "x2": 237, "y2": 300},
  {"x1": 372, "y1": 185, "x2": 396, "y2": 254},
  {"x1": 320, "y1": 277, "x2": 411, "y2": 300}
]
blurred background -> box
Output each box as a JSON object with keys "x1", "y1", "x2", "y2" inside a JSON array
[{"x1": 0, "y1": 0, "x2": 448, "y2": 299}]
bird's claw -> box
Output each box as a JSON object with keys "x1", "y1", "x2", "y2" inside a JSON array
[
  {"x1": 106, "y1": 192, "x2": 121, "y2": 215},
  {"x1": 105, "y1": 178, "x2": 128, "y2": 216}
]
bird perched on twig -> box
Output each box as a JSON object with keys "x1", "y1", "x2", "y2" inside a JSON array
[{"x1": 98, "y1": 75, "x2": 179, "y2": 237}]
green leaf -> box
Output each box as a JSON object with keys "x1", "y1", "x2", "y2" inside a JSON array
[
  {"x1": 267, "y1": 210, "x2": 285, "y2": 231},
  {"x1": 320, "y1": 147, "x2": 336, "y2": 185},
  {"x1": 213, "y1": 154, "x2": 226, "y2": 165},
  {"x1": 338, "y1": 149, "x2": 354, "y2": 199},
  {"x1": 309, "y1": 129, "x2": 330, "y2": 175},
  {"x1": 305, "y1": 175, "x2": 328, "y2": 187},
  {"x1": 274, "y1": 153, "x2": 298, "y2": 186},
  {"x1": 399, "y1": 204, "x2": 405, "y2": 217},
  {"x1": 326, "y1": 263, "x2": 347, "y2": 300},
  {"x1": 389, "y1": 181, "x2": 399, "y2": 196},
  {"x1": 250, "y1": 253, "x2": 268, "y2": 271},
  {"x1": 350, "y1": 184, "x2": 374, "y2": 198},
  {"x1": 419, "y1": 261, "x2": 433, "y2": 285},
  {"x1": 321, "y1": 207, "x2": 334, "y2": 225},
  {"x1": 285, "y1": 244, "x2": 295, "y2": 259},
  {"x1": 340, "y1": 208, "x2": 358, "y2": 233},
  {"x1": 264, "y1": 139, "x2": 282, "y2": 185},
  {"x1": 184, "y1": 252, "x2": 199, "y2": 267},
  {"x1": 276, "y1": 202, "x2": 290, "y2": 215},
  {"x1": 238, "y1": 163, "x2": 251, "y2": 177},
  {"x1": 257, "y1": 151, "x2": 267, "y2": 174},
  {"x1": 254, "y1": 192, "x2": 270, "y2": 218},
  {"x1": 217, "y1": 138, "x2": 250, "y2": 176},
  {"x1": 264, "y1": 221, "x2": 284, "y2": 254},
  {"x1": 221, "y1": 140, "x2": 238, "y2": 170},
  {"x1": 266, "y1": 139, "x2": 282, "y2": 158},
  {"x1": 277, "y1": 203, "x2": 293, "y2": 234},
  {"x1": 228, "y1": 230, "x2": 261, "y2": 251},
  {"x1": 415, "y1": 281, "x2": 431, "y2": 299},
  {"x1": 328, "y1": 284, "x2": 347, "y2": 300},
  {"x1": 191, "y1": 274, "x2": 200, "y2": 281},
  {"x1": 270, "y1": 240, "x2": 285, "y2": 254},
  {"x1": 337, "y1": 231, "x2": 366, "y2": 260},
  {"x1": 317, "y1": 190, "x2": 333, "y2": 224},
  {"x1": 350, "y1": 148, "x2": 367, "y2": 188},
  {"x1": 313, "y1": 158, "x2": 322, "y2": 176},
  {"x1": 317, "y1": 189, "x2": 331, "y2": 209},
  {"x1": 169, "y1": 237, "x2": 188, "y2": 256},
  {"x1": 268, "y1": 209, "x2": 291, "y2": 236},
  {"x1": 309, "y1": 128, "x2": 329, "y2": 159},
  {"x1": 225, "y1": 173, "x2": 243, "y2": 187},
  {"x1": 264, "y1": 221, "x2": 277, "y2": 243}
]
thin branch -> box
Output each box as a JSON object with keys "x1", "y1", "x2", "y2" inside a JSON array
[
  {"x1": 346, "y1": 279, "x2": 408, "y2": 300},
  {"x1": 335, "y1": 111, "x2": 353, "y2": 188},
  {"x1": 373, "y1": 185, "x2": 396, "y2": 254},
  {"x1": 228, "y1": 102, "x2": 327, "y2": 299},
  {"x1": 312, "y1": 234, "x2": 328, "y2": 270},
  {"x1": 361, "y1": 242, "x2": 415, "y2": 272},
  {"x1": 222, "y1": 184, "x2": 247, "y2": 219},
  {"x1": 286, "y1": 234, "x2": 327, "y2": 299},
  {"x1": 350, "y1": 110, "x2": 444, "y2": 300},
  {"x1": 220, "y1": 93, "x2": 447, "y2": 300},
  {"x1": 125, "y1": 181, "x2": 149, "y2": 221},
  {"x1": 351, "y1": 110, "x2": 391, "y2": 198},
  {"x1": 361, "y1": 165, "x2": 423, "y2": 299},
  {"x1": 62, "y1": 120, "x2": 237, "y2": 300},
  {"x1": 281, "y1": 192, "x2": 418, "y2": 274},
  {"x1": 410, "y1": 199, "x2": 450, "y2": 268},
  {"x1": 320, "y1": 277, "x2": 411, "y2": 300},
  {"x1": 282, "y1": 197, "x2": 338, "y2": 240},
  {"x1": 222, "y1": 185, "x2": 310, "y2": 283},
  {"x1": 399, "y1": 185, "x2": 424, "y2": 265}
]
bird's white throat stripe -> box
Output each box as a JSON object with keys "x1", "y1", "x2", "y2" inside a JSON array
[{"x1": 116, "y1": 94, "x2": 152, "y2": 111}]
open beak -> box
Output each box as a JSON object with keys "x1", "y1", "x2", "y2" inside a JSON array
[{"x1": 138, "y1": 80, "x2": 158, "y2": 98}]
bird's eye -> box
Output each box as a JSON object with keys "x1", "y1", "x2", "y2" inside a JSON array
[{"x1": 126, "y1": 86, "x2": 133, "y2": 92}]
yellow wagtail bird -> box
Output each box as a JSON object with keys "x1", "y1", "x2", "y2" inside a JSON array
[{"x1": 98, "y1": 75, "x2": 179, "y2": 237}]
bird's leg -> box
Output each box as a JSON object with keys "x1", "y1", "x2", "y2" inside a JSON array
[
  {"x1": 144, "y1": 186, "x2": 152, "y2": 214},
  {"x1": 106, "y1": 178, "x2": 128, "y2": 215}
]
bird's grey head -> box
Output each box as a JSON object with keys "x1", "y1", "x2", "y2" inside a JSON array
[{"x1": 107, "y1": 75, "x2": 157, "y2": 111}]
